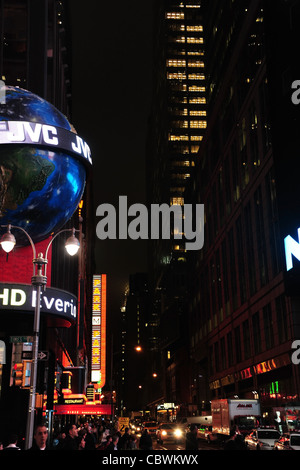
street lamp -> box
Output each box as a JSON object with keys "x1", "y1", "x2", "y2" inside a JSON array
[{"x1": 0, "y1": 223, "x2": 80, "y2": 449}]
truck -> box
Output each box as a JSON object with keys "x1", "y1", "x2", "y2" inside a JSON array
[{"x1": 211, "y1": 399, "x2": 261, "y2": 438}]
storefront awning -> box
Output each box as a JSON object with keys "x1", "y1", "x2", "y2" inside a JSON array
[{"x1": 54, "y1": 404, "x2": 113, "y2": 415}]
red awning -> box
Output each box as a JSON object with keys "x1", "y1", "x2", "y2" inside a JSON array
[{"x1": 54, "y1": 404, "x2": 113, "y2": 415}]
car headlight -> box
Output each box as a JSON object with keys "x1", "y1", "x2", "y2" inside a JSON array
[
  {"x1": 174, "y1": 429, "x2": 182, "y2": 438},
  {"x1": 162, "y1": 430, "x2": 167, "y2": 436}
]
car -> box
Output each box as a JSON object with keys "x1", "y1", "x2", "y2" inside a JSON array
[
  {"x1": 274, "y1": 432, "x2": 300, "y2": 450},
  {"x1": 143, "y1": 421, "x2": 159, "y2": 437},
  {"x1": 156, "y1": 423, "x2": 184, "y2": 444},
  {"x1": 244, "y1": 427, "x2": 281, "y2": 450},
  {"x1": 130, "y1": 421, "x2": 143, "y2": 438},
  {"x1": 204, "y1": 426, "x2": 218, "y2": 444},
  {"x1": 185, "y1": 423, "x2": 217, "y2": 443}
]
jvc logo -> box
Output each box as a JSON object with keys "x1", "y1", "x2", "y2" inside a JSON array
[{"x1": 284, "y1": 228, "x2": 300, "y2": 271}]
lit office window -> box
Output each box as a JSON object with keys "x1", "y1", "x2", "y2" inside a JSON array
[
  {"x1": 190, "y1": 110, "x2": 206, "y2": 116},
  {"x1": 187, "y1": 25, "x2": 203, "y2": 31},
  {"x1": 189, "y1": 97, "x2": 206, "y2": 104},
  {"x1": 166, "y1": 12, "x2": 185, "y2": 19},
  {"x1": 188, "y1": 61, "x2": 204, "y2": 67},
  {"x1": 167, "y1": 59, "x2": 186, "y2": 67},
  {"x1": 171, "y1": 197, "x2": 184, "y2": 206},
  {"x1": 188, "y1": 73, "x2": 205, "y2": 80}
]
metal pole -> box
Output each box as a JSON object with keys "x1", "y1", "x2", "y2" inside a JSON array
[
  {"x1": 25, "y1": 282, "x2": 42, "y2": 449},
  {"x1": 25, "y1": 253, "x2": 47, "y2": 450}
]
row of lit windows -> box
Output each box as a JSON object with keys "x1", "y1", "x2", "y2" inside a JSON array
[
  {"x1": 172, "y1": 160, "x2": 195, "y2": 167},
  {"x1": 170, "y1": 37, "x2": 204, "y2": 44},
  {"x1": 171, "y1": 97, "x2": 206, "y2": 104},
  {"x1": 166, "y1": 12, "x2": 185, "y2": 19},
  {"x1": 169, "y1": 84, "x2": 206, "y2": 93},
  {"x1": 171, "y1": 173, "x2": 191, "y2": 179},
  {"x1": 169, "y1": 134, "x2": 203, "y2": 141},
  {"x1": 190, "y1": 97, "x2": 206, "y2": 104},
  {"x1": 172, "y1": 109, "x2": 206, "y2": 116},
  {"x1": 168, "y1": 24, "x2": 203, "y2": 32},
  {"x1": 171, "y1": 120, "x2": 207, "y2": 128},
  {"x1": 168, "y1": 50, "x2": 204, "y2": 56},
  {"x1": 167, "y1": 72, "x2": 205, "y2": 80},
  {"x1": 171, "y1": 197, "x2": 184, "y2": 206},
  {"x1": 167, "y1": 60, "x2": 204, "y2": 67}
]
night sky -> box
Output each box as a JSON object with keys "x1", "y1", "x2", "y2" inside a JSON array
[{"x1": 68, "y1": 2, "x2": 154, "y2": 331}]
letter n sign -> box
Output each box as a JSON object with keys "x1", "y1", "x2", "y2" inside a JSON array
[{"x1": 284, "y1": 228, "x2": 300, "y2": 271}]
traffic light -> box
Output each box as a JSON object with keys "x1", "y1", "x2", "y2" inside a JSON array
[
  {"x1": 11, "y1": 360, "x2": 31, "y2": 388},
  {"x1": 12, "y1": 362, "x2": 23, "y2": 387}
]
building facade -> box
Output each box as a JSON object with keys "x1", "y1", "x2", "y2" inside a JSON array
[
  {"x1": 146, "y1": 0, "x2": 207, "y2": 417},
  {"x1": 188, "y1": 0, "x2": 300, "y2": 423},
  {"x1": 0, "y1": 0, "x2": 95, "y2": 443}
]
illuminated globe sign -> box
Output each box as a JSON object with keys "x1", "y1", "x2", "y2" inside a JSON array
[{"x1": 0, "y1": 86, "x2": 91, "y2": 245}]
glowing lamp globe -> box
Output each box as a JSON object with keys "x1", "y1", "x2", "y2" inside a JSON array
[{"x1": 0, "y1": 86, "x2": 91, "y2": 246}]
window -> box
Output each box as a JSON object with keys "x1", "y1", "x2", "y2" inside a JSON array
[
  {"x1": 227, "y1": 331, "x2": 233, "y2": 366},
  {"x1": 244, "y1": 202, "x2": 256, "y2": 295},
  {"x1": 236, "y1": 216, "x2": 246, "y2": 304},
  {"x1": 252, "y1": 312, "x2": 261, "y2": 354},
  {"x1": 275, "y1": 295, "x2": 288, "y2": 344},
  {"x1": 254, "y1": 186, "x2": 268, "y2": 286},
  {"x1": 243, "y1": 320, "x2": 251, "y2": 359},
  {"x1": 220, "y1": 337, "x2": 226, "y2": 370},
  {"x1": 263, "y1": 304, "x2": 274, "y2": 350},
  {"x1": 235, "y1": 326, "x2": 242, "y2": 363}
]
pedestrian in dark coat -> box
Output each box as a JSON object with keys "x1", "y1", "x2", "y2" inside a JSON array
[
  {"x1": 185, "y1": 424, "x2": 198, "y2": 450},
  {"x1": 139, "y1": 429, "x2": 153, "y2": 450},
  {"x1": 60, "y1": 424, "x2": 79, "y2": 450}
]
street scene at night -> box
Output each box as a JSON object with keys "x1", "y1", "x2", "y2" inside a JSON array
[{"x1": 1, "y1": 0, "x2": 300, "y2": 460}]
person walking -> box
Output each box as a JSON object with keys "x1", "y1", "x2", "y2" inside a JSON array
[
  {"x1": 84, "y1": 423, "x2": 96, "y2": 450},
  {"x1": 119, "y1": 427, "x2": 131, "y2": 450},
  {"x1": 185, "y1": 424, "x2": 198, "y2": 450},
  {"x1": 139, "y1": 429, "x2": 153, "y2": 450}
]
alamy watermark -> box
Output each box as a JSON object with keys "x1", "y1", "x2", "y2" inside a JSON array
[{"x1": 95, "y1": 196, "x2": 204, "y2": 251}]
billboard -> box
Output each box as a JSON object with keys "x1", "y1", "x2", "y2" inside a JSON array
[{"x1": 91, "y1": 275, "x2": 106, "y2": 388}]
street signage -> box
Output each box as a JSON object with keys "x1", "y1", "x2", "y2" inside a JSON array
[
  {"x1": 10, "y1": 336, "x2": 33, "y2": 343},
  {"x1": 38, "y1": 351, "x2": 49, "y2": 361}
]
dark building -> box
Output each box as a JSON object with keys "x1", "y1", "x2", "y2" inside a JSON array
[
  {"x1": 188, "y1": 0, "x2": 300, "y2": 423},
  {"x1": 0, "y1": 0, "x2": 95, "y2": 444},
  {"x1": 146, "y1": 0, "x2": 206, "y2": 417},
  {"x1": 117, "y1": 273, "x2": 161, "y2": 417}
]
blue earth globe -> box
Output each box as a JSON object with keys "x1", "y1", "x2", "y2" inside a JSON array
[{"x1": 0, "y1": 86, "x2": 87, "y2": 245}]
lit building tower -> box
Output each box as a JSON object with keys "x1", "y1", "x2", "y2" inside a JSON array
[{"x1": 146, "y1": 0, "x2": 206, "y2": 415}]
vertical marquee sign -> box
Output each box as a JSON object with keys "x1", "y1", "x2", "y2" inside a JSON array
[{"x1": 91, "y1": 274, "x2": 106, "y2": 388}]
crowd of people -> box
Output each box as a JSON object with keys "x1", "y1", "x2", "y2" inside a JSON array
[{"x1": 0, "y1": 418, "x2": 154, "y2": 451}]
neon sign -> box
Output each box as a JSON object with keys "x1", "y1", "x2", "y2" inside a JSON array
[
  {"x1": 91, "y1": 275, "x2": 106, "y2": 387},
  {"x1": 284, "y1": 228, "x2": 300, "y2": 271}
]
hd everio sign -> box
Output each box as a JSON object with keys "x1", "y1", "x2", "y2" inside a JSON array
[{"x1": 0, "y1": 283, "x2": 77, "y2": 325}]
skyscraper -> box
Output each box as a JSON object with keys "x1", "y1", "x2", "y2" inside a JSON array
[{"x1": 147, "y1": 0, "x2": 206, "y2": 415}]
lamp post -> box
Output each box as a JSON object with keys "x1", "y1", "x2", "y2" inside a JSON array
[{"x1": 0, "y1": 224, "x2": 80, "y2": 449}]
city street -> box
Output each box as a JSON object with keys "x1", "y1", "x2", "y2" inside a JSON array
[{"x1": 153, "y1": 438, "x2": 220, "y2": 451}]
